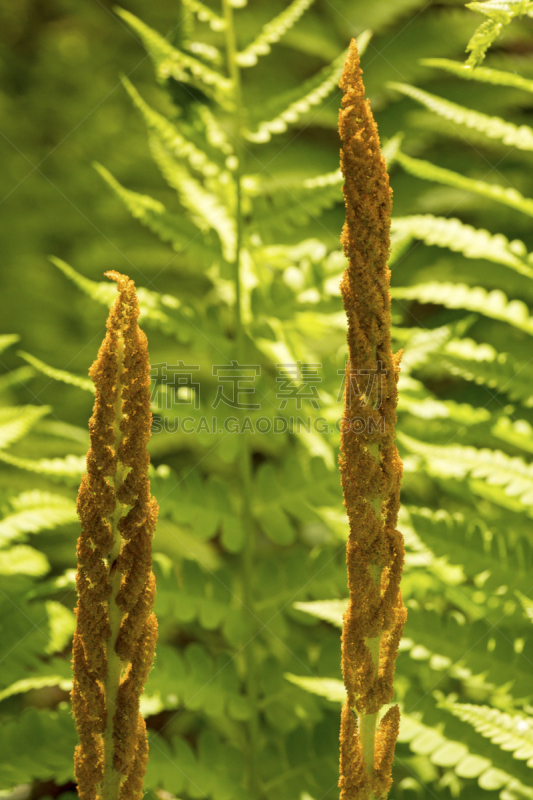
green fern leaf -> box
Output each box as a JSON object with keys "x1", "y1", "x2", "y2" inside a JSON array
[
  {"x1": 492, "y1": 416, "x2": 533, "y2": 454},
  {"x1": 440, "y1": 699, "x2": 533, "y2": 766},
  {"x1": 0, "y1": 491, "x2": 77, "y2": 545},
  {"x1": 462, "y1": 1, "x2": 533, "y2": 67},
  {"x1": 390, "y1": 215, "x2": 533, "y2": 277},
  {"x1": 0, "y1": 450, "x2": 85, "y2": 482},
  {"x1": 421, "y1": 57, "x2": 533, "y2": 93},
  {"x1": 248, "y1": 170, "x2": 342, "y2": 239},
  {"x1": 114, "y1": 7, "x2": 234, "y2": 108},
  {"x1": 465, "y1": 17, "x2": 505, "y2": 68},
  {"x1": 245, "y1": 31, "x2": 371, "y2": 143},
  {"x1": 284, "y1": 673, "x2": 346, "y2": 703},
  {"x1": 183, "y1": 0, "x2": 226, "y2": 31},
  {"x1": 121, "y1": 76, "x2": 224, "y2": 179},
  {"x1": 425, "y1": 336, "x2": 533, "y2": 407},
  {"x1": 148, "y1": 137, "x2": 236, "y2": 260},
  {"x1": 392, "y1": 281, "x2": 533, "y2": 335},
  {"x1": 0, "y1": 707, "x2": 76, "y2": 788},
  {"x1": 0, "y1": 674, "x2": 72, "y2": 704},
  {"x1": 398, "y1": 695, "x2": 533, "y2": 796},
  {"x1": 293, "y1": 599, "x2": 345, "y2": 627},
  {"x1": 94, "y1": 162, "x2": 222, "y2": 263},
  {"x1": 236, "y1": 0, "x2": 315, "y2": 67},
  {"x1": 398, "y1": 432, "x2": 533, "y2": 507},
  {"x1": 389, "y1": 81, "x2": 533, "y2": 151},
  {"x1": 396, "y1": 149, "x2": 533, "y2": 217},
  {"x1": 0, "y1": 545, "x2": 49, "y2": 576},
  {"x1": 405, "y1": 505, "x2": 533, "y2": 597},
  {"x1": 381, "y1": 131, "x2": 404, "y2": 168},
  {"x1": 51, "y1": 256, "x2": 194, "y2": 344},
  {"x1": 0, "y1": 405, "x2": 50, "y2": 449},
  {"x1": 17, "y1": 351, "x2": 94, "y2": 393}
]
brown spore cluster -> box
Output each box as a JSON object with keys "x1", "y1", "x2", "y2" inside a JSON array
[
  {"x1": 71, "y1": 271, "x2": 158, "y2": 800},
  {"x1": 338, "y1": 40, "x2": 407, "y2": 800}
]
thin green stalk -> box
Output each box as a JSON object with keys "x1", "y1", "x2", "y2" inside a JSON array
[{"x1": 222, "y1": 3, "x2": 260, "y2": 798}]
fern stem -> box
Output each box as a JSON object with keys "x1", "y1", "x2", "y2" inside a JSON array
[{"x1": 222, "y1": 4, "x2": 260, "y2": 799}]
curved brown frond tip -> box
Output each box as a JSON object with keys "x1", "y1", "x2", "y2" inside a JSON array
[
  {"x1": 338, "y1": 40, "x2": 406, "y2": 800},
  {"x1": 72, "y1": 271, "x2": 158, "y2": 800}
]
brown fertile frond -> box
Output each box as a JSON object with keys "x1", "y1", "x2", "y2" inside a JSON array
[
  {"x1": 338, "y1": 39, "x2": 406, "y2": 800},
  {"x1": 71, "y1": 271, "x2": 158, "y2": 800}
]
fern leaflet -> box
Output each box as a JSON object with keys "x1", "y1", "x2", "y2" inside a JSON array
[
  {"x1": 17, "y1": 351, "x2": 94, "y2": 393},
  {"x1": 396, "y1": 149, "x2": 533, "y2": 217},
  {"x1": 389, "y1": 81, "x2": 533, "y2": 151},
  {"x1": 121, "y1": 76, "x2": 224, "y2": 179},
  {"x1": 114, "y1": 8, "x2": 234, "y2": 108},
  {"x1": 0, "y1": 405, "x2": 50, "y2": 449},
  {"x1": 421, "y1": 57, "x2": 533, "y2": 94},
  {"x1": 439, "y1": 699, "x2": 533, "y2": 766},
  {"x1": 390, "y1": 215, "x2": 533, "y2": 277},
  {"x1": 245, "y1": 31, "x2": 371, "y2": 143},
  {"x1": 392, "y1": 281, "x2": 533, "y2": 335},
  {"x1": 236, "y1": 0, "x2": 315, "y2": 67}
]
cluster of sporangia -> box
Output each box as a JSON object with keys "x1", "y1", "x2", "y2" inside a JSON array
[
  {"x1": 338, "y1": 41, "x2": 407, "y2": 800},
  {"x1": 71, "y1": 271, "x2": 158, "y2": 800}
]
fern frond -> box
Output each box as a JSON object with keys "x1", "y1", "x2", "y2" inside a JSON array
[
  {"x1": 121, "y1": 76, "x2": 224, "y2": 179},
  {"x1": 440, "y1": 699, "x2": 533, "y2": 766},
  {"x1": 51, "y1": 257, "x2": 195, "y2": 343},
  {"x1": 398, "y1": 694, "x2": 533, "y2": 796},
  {"x1": 245, "y1": 31, "x2": 371, "y2": 143},
  {"x1": 293, "y1": 599, "x2": 346, "y2": 627},
  {"x1": 492, "y1": 416, "x2": 533, "y2": 454},
  {"x1": 0, "y1": 450, "x2": 85, "y2": 481},
  {"x1": 398, "y1": 432, "x2": 533, "y2": 507},
  {"x1": 236, "y1": 0, "x2": 315, "y2": 67},
  {"x1": 390, "y1": 215, "x2": 533, "y2": 277},
  {"x1": 183, "y1": 0, "x2": 226, "y2": 31},
  {"x1": 396, "y1": 149, "x2": 533, "y2": 217},
  {"x1": 421, "y1": 57, "x2": 533, "y2": 93},
  {"x1": 248, "y1": 170, "x2": 342, "y2": 239},
  {"x1": 392, "y1": 281, "x2": 533, "y2": 335},
  {"x1": 0, "y1": 491, "x2": 77, "y2": 545},
  {"x1": 94, "y1": 162, "x2": 221, "y2": 263},
  {"x1": 0, "y1": 707, "x2": 76, "y2": 789},
  {"x1": 405, "y1": 505, "x2": 533, "y2": 596},
  {"x1": 0, "y1": 405, "x2": 50, "y2": 449},
  {"x1": 284, "y1": 673, "x2": 346, "y2": 703},
  {"x1": 398, "y1": 394, "x2": 491, "y2": 426},
  {"x1": 389, "y1": 81, "x2": 533, "y2": 151},
  {"x1": 148, "y1": 137, "x2": 236, "y2": 260},
  {"x1": 18, "y1": 351, "x2": 94, "y2": 393},
  {"x1": 114, "y1": 8, "x2": 233, "y2": 108},
  {"x1": 0, "y1": 674, "x2": 72, "y2": 704},
  {"x1": 428, "y1": 337, "x2": 533, "y2": 407},
  {"x1": 0, "y1": 545, "x2": 49, "y2": 576},
  {"x1": 381, "y1": 131, "x2": 404, "y2": 168},
  {"x1": 465, "y1": 1, "x2": 533, "y2": 67}
]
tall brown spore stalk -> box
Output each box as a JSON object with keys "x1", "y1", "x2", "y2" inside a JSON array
[
  {"x1": 338, "y1": 40, "x2": 407, "y2": 800},
  {"x1": 71, "y1": 271, "x2": 158, "y2": 800}
]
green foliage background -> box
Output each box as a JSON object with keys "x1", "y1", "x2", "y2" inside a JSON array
[{"x1": 1, "y1": 2, "x2": 533, "y2": 800}]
